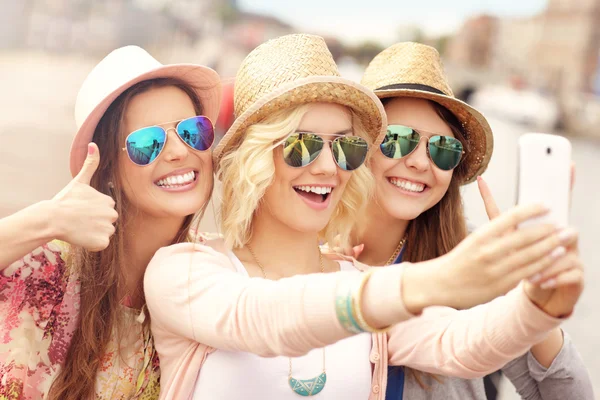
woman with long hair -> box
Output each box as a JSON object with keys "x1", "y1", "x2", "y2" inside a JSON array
[{"x1": 0, "y1": 46, "x2": 221, "y2": 399}]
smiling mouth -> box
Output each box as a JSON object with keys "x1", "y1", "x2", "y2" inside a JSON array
[
  {"x1": 388, "y1": 177, "x2": 427, "y2": 193},
  {"x1": 293, "y1": 185, "x2": 333, "y2": 203},
  {"x1": 154, "y1": 171, "x2": 198, "y2": 188}
]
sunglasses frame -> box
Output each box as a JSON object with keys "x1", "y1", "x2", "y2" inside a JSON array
[
  {"x1": 122, "y1": 115, "x2": 214, "y2": 166},
  {"x1": 280, "y1": 132, "x2": 369, "y2": 171},
  {"x1": 381, "y1": 124, "x2": 466, "y2": 171}
]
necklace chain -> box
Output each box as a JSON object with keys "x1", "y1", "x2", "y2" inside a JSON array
[
  {"x1": 245, "y1": 241, "x2": 326, "y2": 376},
  {"x1": 385, "y1": 236, "x2": 407, "y2": 266}
]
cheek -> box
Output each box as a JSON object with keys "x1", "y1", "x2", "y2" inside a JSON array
[
  {"x1": 118, "y1": 157, "x2": 155, "y2": 204},
  {"x1": 432, "y1": 169, "x2": 453, "y2": 195},
  {"x1": 368, "y1": 153, "x2": 401, "y2": 181}
]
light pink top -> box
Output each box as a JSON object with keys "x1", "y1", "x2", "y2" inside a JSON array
[
  {"x1": 144, "y1": 241, "x2": 563, "y2": 400},
  {"x1": 193, "y1": 254, "x2": 372, "y2": 399}
]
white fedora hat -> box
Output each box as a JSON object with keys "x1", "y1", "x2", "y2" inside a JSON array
[{"x1": 70, "y1": 45, "x2": 221, "y2": 176}]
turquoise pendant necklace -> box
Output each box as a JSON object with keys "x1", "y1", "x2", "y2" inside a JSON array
[
  {"x1": 288, "y1": 350, "x2": 327, "y2": 396},
  {"x1": 246, "y1": 242, "x2": 327, "y2": 397}
]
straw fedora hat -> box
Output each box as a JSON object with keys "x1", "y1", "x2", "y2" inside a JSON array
[
  {"x1": 212, "y1": 34, "x2": 387, "y2": 168},
  {"x1": 70, "y1": 45, "x2": 221, "y2": 177},
  {"x1": 361, "y1": 42, "x2": 493, "y2": 184}
]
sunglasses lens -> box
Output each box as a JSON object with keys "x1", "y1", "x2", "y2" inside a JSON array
[
  {"x1": 283, "y1": 133, "x2": 324, "y2": 167},
  {"x1": 177, "y1": 116, "x2": 215, "y2": 151},
  {"x1": 332, "y1": 136, "x2": 369, "y2": 171},
  {"x1": 428, "y1": 135, "x2": 463, "y2": 170},
  {"x1": 380, "y1": 125, "x2": 420, "y2": 159},
  {"x1": 125, "y1": 127, "x2": 166, "y2": 166}
]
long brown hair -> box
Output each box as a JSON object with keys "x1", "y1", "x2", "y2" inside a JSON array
[
  {"x1": 48, "y1": 77, "x2": 208, "y2": 400},
  {"x1": 385, "y1": 99, "x2": 470, "y2": 388}
]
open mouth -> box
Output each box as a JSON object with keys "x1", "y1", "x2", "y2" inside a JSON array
[
  {"x1": 154, "y1": 170, "x2": 198, "y2": 189},
  {"x1": 388, "y1": 177, "x2": 428, "y2": 194},
  {"x1": 293, "y1": 185, "x2": 333, "y2": 204}
]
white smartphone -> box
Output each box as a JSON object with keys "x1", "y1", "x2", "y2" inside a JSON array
[{"x1": 516, "y1": 133, "x2": 571, "y2": 228}]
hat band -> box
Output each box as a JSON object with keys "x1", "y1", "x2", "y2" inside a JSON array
[{"x1": 375, "y1": 83, "x2": 447, "y2": 96}]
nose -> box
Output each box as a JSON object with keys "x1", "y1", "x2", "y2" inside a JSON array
[
  {"x1": 403, "y1": 138, "x2": 430, "y2": 172},
  {"x1": 162, "y1": 128, "x2": 189, "y2": 163},
  {"x1": 309, "y1": 142, "x2": 337, "y2": 177}
]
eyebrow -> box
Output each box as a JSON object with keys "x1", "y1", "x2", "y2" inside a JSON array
[{"x1": 295, "y1": 128, "x2": 353, "y2": 135}]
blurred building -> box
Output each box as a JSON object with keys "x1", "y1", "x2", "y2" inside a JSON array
[
  {"x1": 446, "y1": 15, "x2": 498, "y2": 68},
  {"x1": 533, "y1": 0, "x2": 600, "y2": 95},
  {"x1": 449, "y1": 0, "x2": 600, "y2": 97},
  {"x1": 0, "y1": 0, "x2": 232, "y2": 54}
]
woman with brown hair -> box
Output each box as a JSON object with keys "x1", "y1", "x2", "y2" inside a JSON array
[
  {"x1": 352, "y1": 42, "x2": 593, "y2": 399},
  {"x1": 0, "y1": 46, "x2": 221, "y2": 399}
]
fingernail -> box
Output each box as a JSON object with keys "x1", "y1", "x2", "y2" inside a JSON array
[
  {"x1": 88, "y1": 143, "x2": 95, "y2": 155},
  {"x1": 558, "y1": 228, "x2": 576, "y2": 243},
  {"x1": 550, "y1": 246, "x2": 566, "y2": 259},
  {"x1": 529, "y1": 273, "x2": 542, "y2": 284},
  {"x1": 540, "y1": 279, "x2": 557, "y2": 289}
]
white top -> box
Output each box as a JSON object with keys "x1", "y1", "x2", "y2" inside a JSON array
[{"x1": 192, "y1": 253, "x2": 373, "y2": 400}]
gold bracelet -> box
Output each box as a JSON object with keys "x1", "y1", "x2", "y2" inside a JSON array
[{"x1": 352, "y1": 269, "x2": 390, "y2": 333}]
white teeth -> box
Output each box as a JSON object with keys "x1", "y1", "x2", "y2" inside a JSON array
[
  {"x1": 295, "y1": 186, "x2": 333, "y2": 195},
  {"x1": 389, "y1": 178, "x2": 425, "y2": 193},
  {"x1": 156, "y1": 171, "x2": 196, "y2": 187}
]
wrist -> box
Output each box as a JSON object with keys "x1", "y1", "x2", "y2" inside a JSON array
[
  {"x1": 36, "y1": 200, "x2": 64, "y2": 242},
  {"x1": 401, "y1": 258, "x2": 443, "y2": 314}
]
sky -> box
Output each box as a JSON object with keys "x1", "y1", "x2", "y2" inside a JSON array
[{"x1": 237, "y1": 0, "x2": 547, "y2": 45}]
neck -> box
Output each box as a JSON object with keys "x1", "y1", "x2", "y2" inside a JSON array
[
  {"x1": 121, "y1": 214, "x2": 187, "y2": 307},
  {"x1": 357, "y1": 201, "x2": 409, "y2": 266},
  {"x1": 240, "y1": 208, "x2": 324, "y2": 279}
]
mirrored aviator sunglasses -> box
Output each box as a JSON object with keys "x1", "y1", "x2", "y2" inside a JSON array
[
  {"x1": 123, "y1": 116, "x2": 214, "y2": 166},
  {"x1": 282, "y1": 132, "x2": 369, "y2": 171},
  {"x1": 380, "y1": 125, "x2": 464, "y2": 171}
]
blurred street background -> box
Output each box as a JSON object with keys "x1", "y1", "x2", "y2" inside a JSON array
[{"x1": 0, "y1": 0, "x2": 598, "y2": 397}]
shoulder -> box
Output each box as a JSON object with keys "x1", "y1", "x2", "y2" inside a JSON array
[{"x1": 146, "y1": 239, "x2": 236, "y2": 288}]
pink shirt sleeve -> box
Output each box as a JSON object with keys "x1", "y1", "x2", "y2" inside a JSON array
[
  {"x1": 144, "y1": 243, "x2": 412, "y2": 358},
  {"x1": 386, "y1": 284, "x2": 564, "y2": 378}
]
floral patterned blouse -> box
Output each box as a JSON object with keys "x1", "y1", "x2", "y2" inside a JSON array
[{"x1": 0, "y1": 241, "x2": 160, "y2": 400}]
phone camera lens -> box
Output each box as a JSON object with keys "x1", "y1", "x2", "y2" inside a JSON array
[{"x1": 546, "y1": 147, "x2": 552, "y2": 155}]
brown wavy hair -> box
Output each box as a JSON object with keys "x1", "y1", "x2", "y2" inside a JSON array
[
  {"x1": 385, "y1": 99, "x2": 470, "y2": 388},
  {"x1": 47, "y1": 77, "x2": 208, "y2": 400}
]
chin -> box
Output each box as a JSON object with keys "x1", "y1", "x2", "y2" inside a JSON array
[{"x1": 286, "y1": 218, "x2": 330, "y2": 235}]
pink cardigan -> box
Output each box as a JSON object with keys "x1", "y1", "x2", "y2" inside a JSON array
[{"x1": 144, "y1": 242, "x2": 563, "y2": 400}]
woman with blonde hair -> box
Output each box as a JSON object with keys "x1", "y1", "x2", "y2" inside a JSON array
[
  {"x1": 0, "y1": 46, "x2": 221, "y2": 399},
  {"x1": 350, "y1": 42, "x2": 591, "y2": 399},
  {"x1": 145, "y1": 34, "x2": 579, "y2": 400}
]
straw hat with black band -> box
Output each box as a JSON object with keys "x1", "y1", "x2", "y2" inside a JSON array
[
  {"x1": 213, "y1": 34, "x2": 388, "y2": 169},
  {"x1": 361, "y1": 42, "x2": 493, "y2": 184}
]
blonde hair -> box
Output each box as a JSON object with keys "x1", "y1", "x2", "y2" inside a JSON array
[{"x1": 218, "y1": 103, "x2": 375, "y2": 249}]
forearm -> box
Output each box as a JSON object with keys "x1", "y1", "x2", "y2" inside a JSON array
[
  {"x1": 503, "y1": 332, "x2": 594, "y2": 400},
  {"x1": 0, "y1": 201, "x2": 58, "y2": 268},
  {"x1": 530, "y1": 328, "x2": 564, "y2": 368}
]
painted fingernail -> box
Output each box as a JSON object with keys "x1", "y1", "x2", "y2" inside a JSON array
[
  {"x1": 529, "y1": 273, "x2": 542, "y2": 284},
  {"x1": 540, "y1": 279, "x2": 557, "y2": 289},
  {"x1": 88, "y1": 143, "x2": 95, "y2": 155},
  {"x1": 558, "y1": 228, "x2": 576, "y2": 242},
  {"x1": 550, "y1": 246, "x2": 566, "y2": 259}
]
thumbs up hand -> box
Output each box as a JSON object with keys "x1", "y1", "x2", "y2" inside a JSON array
[{"x1": 51, "y1": 143, "x2": 118, "y2": 251}]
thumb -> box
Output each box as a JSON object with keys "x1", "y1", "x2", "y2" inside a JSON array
[{"x1": 74, "y1": 143, "x2": 100, "y2": 185}]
